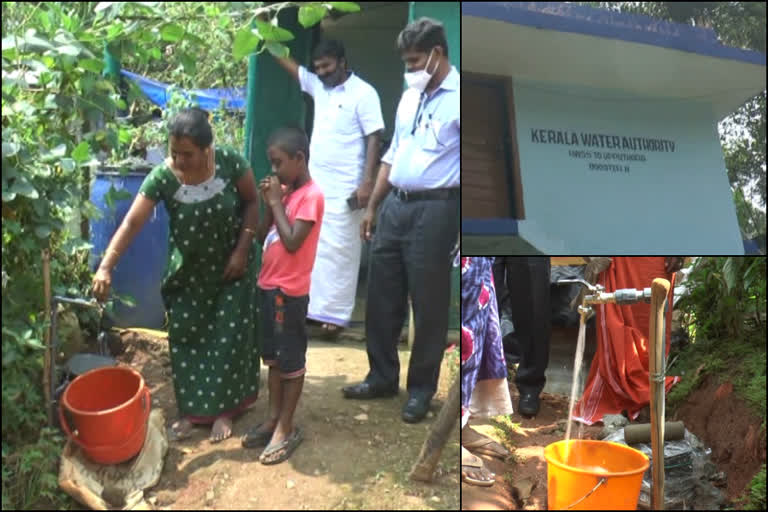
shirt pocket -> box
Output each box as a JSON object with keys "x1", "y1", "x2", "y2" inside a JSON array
[
  {"x1": 332, "y1": 103, "x2": 359, "y2": 136},
  {"x1": 422, "y1": 115, "x2": 456, "y2": 152}
]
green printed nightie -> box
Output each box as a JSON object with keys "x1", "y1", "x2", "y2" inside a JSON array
[{"x1": 138, "y1": 146, "x2": 259, "y2": 421}]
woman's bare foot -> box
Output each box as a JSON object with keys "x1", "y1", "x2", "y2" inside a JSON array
[{"x1": 210, "y1": 416, "x2": 233, "y2": 443}]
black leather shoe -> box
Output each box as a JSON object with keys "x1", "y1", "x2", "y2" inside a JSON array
[
  {"x1": 342, "y1": 381, "x2": 398, "y2": 399},
  {"x1": 402, "y1": 393, "x2": 432, "y2": 423},
  {"x1": 518, "y1": 392, "x2": 540, "y2": 417}
]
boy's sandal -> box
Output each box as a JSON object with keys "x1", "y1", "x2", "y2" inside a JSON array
[
  {"x1": 259, "y1": 427, "x2": 303, "y2": 465},
  {"x1": 242, "y1": 422, "x2": 276, "y2": 448}
]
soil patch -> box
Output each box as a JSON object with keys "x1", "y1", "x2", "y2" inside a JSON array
[
  {"x1": 111, "y1": 328, "x2": 459, "y2": 510},
  {"x1": 672, "y1": 374, "x2": 767, "y2": 501},
  {"x1": 461, "y1": 388, "x2": 603, "y2": 510}
]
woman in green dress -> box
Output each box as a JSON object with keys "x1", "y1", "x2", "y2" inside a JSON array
[{"x1": 92, "y1": 108, "x2": 260, "y2": 442}]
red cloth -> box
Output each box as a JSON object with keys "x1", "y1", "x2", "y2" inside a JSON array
[
  {"x1": 572, "y1": 257, "x2": 680, "y2": 425},
  {"x1": 258, "y1": 180, "x2": 324, "y2": 296}
]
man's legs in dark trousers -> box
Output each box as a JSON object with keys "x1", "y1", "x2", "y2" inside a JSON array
[
  {"x1": 403, "y1": 196, "x2": 458, "y2": 397},
  {"x1": 364, "y1": 194, "x2": 408, "y2": 390},
  {"x1": 493, "y1": 257, "x2": 520, "y2": 366},
  {"x1": 505, "y1": 257, "x2": 551, "y2": 398}
]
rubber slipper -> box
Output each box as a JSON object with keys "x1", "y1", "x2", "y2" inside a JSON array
[
  {"x1": 259, "y1": 427, "x2": 303, "y2": 465},
  {"x1": 461, "y1": 446, "x2": 495, "y2": 487},
  {"x1": 242, "y1": 422, "x2": 276, "y2": 448},
  {"x1": 320, "y1": 323, "x2": 344, "y2": 340},
  {"x1": 463, "y1": 429, "x2": 513, "y2": 461}
]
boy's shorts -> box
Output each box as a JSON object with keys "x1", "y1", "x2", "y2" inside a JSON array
[{"x1": 259, "y1": 287, "x2": 309, "y2": 379}]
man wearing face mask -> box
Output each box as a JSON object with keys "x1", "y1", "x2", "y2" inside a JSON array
[
  {"x1": 270, "y1": 38, "x2": 385, "y2": 339},
  {"x1": 342, "y1": 18, "x2": 460, "y2": 424}
]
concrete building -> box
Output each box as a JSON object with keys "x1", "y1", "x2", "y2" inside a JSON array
[{"x1": 462, "y1": 2, "x2": 766, "y2": 254}]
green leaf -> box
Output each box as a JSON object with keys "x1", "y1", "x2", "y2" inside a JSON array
[
  {"x1": 149, "y1": 47, "x2": 161, "y2": 60},
  {"x1": 3, "y1": 350, "x2": 18, "y2": 367},
  {"x1": 118, "y1": 126, "x2": 133, "y2": 145},
  {"x1": 3, "y1": 190, "x2": 16, "y2": 202},
  {"x1": 254, "y1": 18, "x2": 295, "y2": 43},
  {"x1": 60, "y1": 158, "x2": 76, "y2": 173},
  {"x1": 22, "y1": 33, "x2": 55, "y2": 53},
  {"x1": 23, "y1": 336, "x2": 45, "y2": 350},
  {"x1": 160, "y1": 23, "x2": 185, "y2": 42},
  {"x1": 265, "y1": 41, "x2": 289, "y2": 59},
  {"x1": 78, "y1": 58, "x2": 103, "y2": 73},
  {"x1": 34, "y1": 225, "x2": 52, "y2": 239},
  {"x1": 104, "y1": 185, "x2": 132, "y2": 211},
  {"x1": 2, "y1": 142, "x2": 20, "y2": 157},
  {"x1": 233, "y1": 28, "x2": 262, "y2": 60},
  {"x1": 38, "y1": 10, "x2": 52, "y2": 32},
  {"x1": 2, "y1": 327, "x2": 21, "y2": 342},
  {"x1": 61, "y1": 238, "x2": 93, "y2": 256},
  {"x1": 43, "y1": 93, "x2": 58, "y2": 109},
  {"x1": 327, "y1": 2, "x2": 361, "y2": 13},
  {"x1": 9, "y1": 178, "x2": 38, "y2": 199},
  {"x1": 299, "y1": 5, "x2": 328, "y2": 28},
  {"x1": 71, "y1": 141, "x2": 90, "y2": 163},
  {"x1": 57, "y1": 44, "x2": 81, "y2": 57},
  {"x1": 40, "y1": 144, "x2": 67, "y2": 162},
  {"x1": 107, "y1": 24, "x2": 124, "y2": 40},
  {"x1": 180, "y1": 52, "x2": 196, "y2": 74}
]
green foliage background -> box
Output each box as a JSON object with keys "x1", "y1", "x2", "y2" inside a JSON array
[{"x1": 2, "y1": 2, "x2": 358, "y2": 508}]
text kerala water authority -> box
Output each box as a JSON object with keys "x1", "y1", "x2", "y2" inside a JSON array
[{"x1": 529, "y1": 128, "x2": 677, "y2": 174}]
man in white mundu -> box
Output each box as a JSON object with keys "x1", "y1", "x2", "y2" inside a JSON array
[{"x1": 271, "y1": 39, "x2": 384, "y2": 335}]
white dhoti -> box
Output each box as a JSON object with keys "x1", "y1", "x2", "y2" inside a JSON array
[{"x1": 308, "y1": 201, "x2": 364, "y2": 327}]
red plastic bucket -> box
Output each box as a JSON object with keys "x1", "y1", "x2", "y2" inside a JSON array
[{"x1": 59, "y1": 366, "x2": 151, "y2": 464}]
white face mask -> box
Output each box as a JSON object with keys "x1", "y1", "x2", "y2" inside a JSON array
[{"x1": 404, "y1": 49, "x2": 437, "y2": 92}]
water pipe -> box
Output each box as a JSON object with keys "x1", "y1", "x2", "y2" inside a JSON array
[{"x1": 557, "y1": 277, "x2": 671, "y2": 510}]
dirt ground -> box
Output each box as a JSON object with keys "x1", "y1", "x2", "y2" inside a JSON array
[
  {"x1": 461, "y1": 377, "x2": 766, "y2": 510},
  {"x1": 673, "y1": 375, "x2": 767, "y2": 503},
  {"x1": 115, "y1": 328, "x2": 459, "y2": 510},
  {"x1": 460, "y1": 388, "x2": 603, "y2": 510}
]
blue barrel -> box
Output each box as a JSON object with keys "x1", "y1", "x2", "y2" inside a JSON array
[{"x1": 90, "y1": 170, "x2": 169, "y2": 328}]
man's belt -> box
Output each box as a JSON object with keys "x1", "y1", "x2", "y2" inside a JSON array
[{"x1": 391, "y1": 187, "x2": 459, "y2": 201}]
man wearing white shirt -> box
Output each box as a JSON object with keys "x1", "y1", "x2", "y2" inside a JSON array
[
  {"x1": 271, "y1": 40, "x2": 384, "y2": 337},
  {"x1": 342, "y1": 18, "x2": 460, "y2": 424}
]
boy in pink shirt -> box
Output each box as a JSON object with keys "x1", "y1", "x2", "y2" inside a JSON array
[{"x1": 242, "y1": 127, "x2": 324, "y2": 464}]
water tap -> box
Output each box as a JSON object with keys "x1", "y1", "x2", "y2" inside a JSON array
[{"x1": 556, "y1": 279, "x2": 652, "y2": 306}]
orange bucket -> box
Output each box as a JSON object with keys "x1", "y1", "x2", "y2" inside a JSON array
[
  {"x1": 544, "y1": 440, "x2": 649, "y2": 510},
  {"x1": 59, "y1": 366, "x2": 151, "y2": 464}
]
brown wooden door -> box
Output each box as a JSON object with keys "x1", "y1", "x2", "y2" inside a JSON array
[{"x1": 462, "y1": 81, "x2": 511, "y2": 218}]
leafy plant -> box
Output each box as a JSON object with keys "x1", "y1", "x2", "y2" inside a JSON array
[
  {"x1": 3, "y1": 2, "x2": 358, "y2": 508},
  {"x1": 677, "y1": 257, "x2": 766, "y2": 343}
]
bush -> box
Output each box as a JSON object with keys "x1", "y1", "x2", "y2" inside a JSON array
[{"x1": 677, "y1": 257, "x2": 766, "y2": 344}]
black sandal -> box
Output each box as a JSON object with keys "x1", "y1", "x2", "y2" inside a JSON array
[
  {"x1": 242, "y1": 422, "x2": 276, "y2": 448},
  {"x1": 259, "y1": 427, "x2": 303, "y2": 465},
  {"x1": 320, "y1": 323, "x2": 344, "y2": 340}
]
